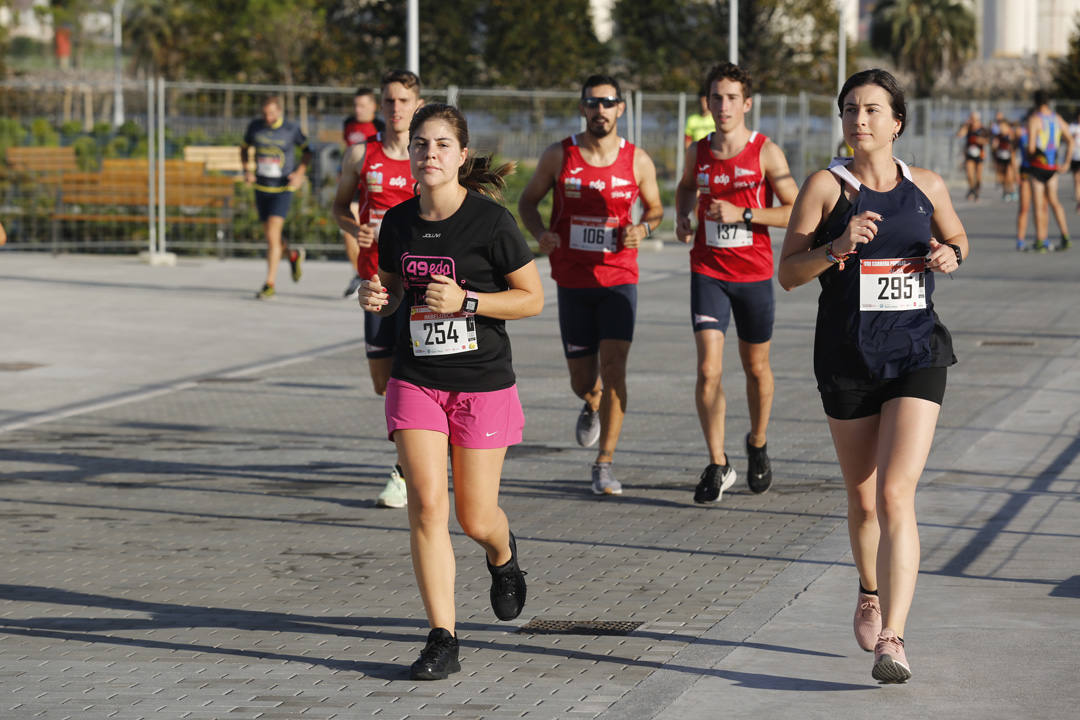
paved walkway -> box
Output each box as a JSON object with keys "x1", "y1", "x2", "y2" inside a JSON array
[{"x1": 0, "y1": 186, "x2": 1078, "y2": 719}]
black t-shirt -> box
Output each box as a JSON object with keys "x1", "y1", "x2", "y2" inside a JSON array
[{"x1": 378, "y1": 191, "x2": 535, "y2": 392}]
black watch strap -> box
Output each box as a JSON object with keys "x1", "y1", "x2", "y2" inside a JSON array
[
  {"x1": 945, "y1": 242, "x2": 963, "y2": 265},
  {"x1": 743, "y1": 207, "x2": 753, "y2": 224}
]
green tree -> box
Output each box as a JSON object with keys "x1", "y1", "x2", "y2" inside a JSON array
[
  {"x1": 870, "y1": 0, "x2": 976, "y2": 97},
  {"x1": 1052, "y1": 14, "x2": 1080, "y2": 100},
  {"x1": 483, "y1": 0, "x2": 608, "y2": 88},
  {"x1": 612, "y1": 0, "x2": 850, "y2": 94}
]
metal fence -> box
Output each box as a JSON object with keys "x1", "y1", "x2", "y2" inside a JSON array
[{"x1": 0, "y1": 78, "x2": 1074, "y2": 257}]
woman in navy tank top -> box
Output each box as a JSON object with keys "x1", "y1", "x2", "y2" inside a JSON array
[{"x1": 778, "y1": 69, "x2": 969, "y2": 684}]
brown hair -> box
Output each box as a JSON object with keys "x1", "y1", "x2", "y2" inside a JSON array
[
  {"x1": 381, "y1": 69, "x2": 421, "y2": 96},
  {"x1": 408, "y1": 103, "x2": 514, "y2": 200},
  {"x1": 705, "y1": 62, "x2": 752, "y2": 98}
]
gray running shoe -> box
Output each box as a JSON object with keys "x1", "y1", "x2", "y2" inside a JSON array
[
  {"x1": 343, "y1": 274, "x2": 364, "y2": 299},
  {"x1": 591, "y1": 462, "x2": 622, "y2": 495},
  {"x1": 693, "y1": 462, "x2": 736, "y2": 503},
  {"x1": 575, "y1": 401, "x2": 600, "y2": 447}
]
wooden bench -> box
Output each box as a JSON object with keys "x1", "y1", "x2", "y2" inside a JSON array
[
  {"x1": 6, "y1": 146, "x2": 78, "y2": 173},
  {"x1": 52, "y1": 170, "x2": 238, "y2": 250},
  {"x1": 183, "y1": 146, "x2": 251, "y2": 174},
  {"x1": 103, "y1": 158, "x2": 207, "y2": 175}
]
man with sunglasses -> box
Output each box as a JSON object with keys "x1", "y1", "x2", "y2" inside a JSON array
[
  {"x1": 674, "y1": 62, "x2": 799, "y2": 503},
  {"x1": 519, "y1": 74, "x2": 663, "y2": 496}
]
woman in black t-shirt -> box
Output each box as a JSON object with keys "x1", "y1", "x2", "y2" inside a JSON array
[{"x1": 358, "y1": 104, "x2": 543, "y2": 681}]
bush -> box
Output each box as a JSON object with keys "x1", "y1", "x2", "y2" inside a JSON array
[
  {"x1": 72, "y1": 136, "x2": 99, "y2": 170},
  {"x1": 30, "y1": 118, "x2": 59, "y2": 146}
]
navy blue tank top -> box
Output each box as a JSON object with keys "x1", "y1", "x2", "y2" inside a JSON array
[{"x1": 811, "y1": 159, "x2": 956, "y2": 392}]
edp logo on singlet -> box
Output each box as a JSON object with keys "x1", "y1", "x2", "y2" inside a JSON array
[
  {"x1": 588, "y1": 179, "x2": 606, "y2": 191},
  {"x1": 388, "y1": 176, "x2": 408, "y2": 188}
]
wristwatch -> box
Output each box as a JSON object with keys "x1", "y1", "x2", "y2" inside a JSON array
[
  {"x1": 461, "y1": 290, "x2": 479, "y2": 315},
  {"x1": 945, "y1": 242, "x2": 963, "y2": 266},
  {"x1": 743, "y1": 207, "x2": 753, "y2": 224}
]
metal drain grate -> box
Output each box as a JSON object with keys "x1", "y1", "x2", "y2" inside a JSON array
[
  {"x1": 0, "y1": 362, "x2": 44, "y2": 372},
  {"x1": 978, "y1": 340, "x2": 1035, "y2": 347},
  {"x1": 518, "y1": 619, "x2": 642, "y2": 636}
]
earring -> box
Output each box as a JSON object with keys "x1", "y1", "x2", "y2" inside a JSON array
[{"x1": 892, "y1": 132, "x2": 898, "y2": 141}]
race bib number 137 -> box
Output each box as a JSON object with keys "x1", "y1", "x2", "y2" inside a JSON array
[{"x1": 859, "y1": 257, "x2": 927, "y2": 311}]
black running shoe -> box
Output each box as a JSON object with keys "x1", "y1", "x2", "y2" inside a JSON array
[
  {"x1": 487, "y1": 532, "x2": 527, "y2": 621},
  {"x1": 409, "y1": 628, "x2": 460, "y2": 680},
  {"x1": 693, "y1": 462, "x2": 736, "y2": 504},
  {"x1": 746, "y1": 433, "x2": 773, "y2": 494}
]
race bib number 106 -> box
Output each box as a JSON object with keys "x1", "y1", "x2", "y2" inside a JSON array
[
  {"x1": 569, "y1": 216, "x2": 619, "y2": 252},
  {"x1": 410, "y1": 306, "x2": 477, "y2": 356},
  {"x1": 859, "y1": 257, "x2": 927, "y2": 311}
]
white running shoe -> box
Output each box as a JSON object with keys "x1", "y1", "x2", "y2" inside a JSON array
[{"x1": 376, "y1": 465, "x2": 407, "y2": 508}]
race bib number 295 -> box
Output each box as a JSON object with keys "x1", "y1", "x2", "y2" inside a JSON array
[{"x1": 859, "y1": 257, "x2": 927, "y2": 311}]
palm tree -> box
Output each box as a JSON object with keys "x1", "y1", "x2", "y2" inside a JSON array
[{"x1": 870, "y1": 0, "x2": 977, "y2": 97}]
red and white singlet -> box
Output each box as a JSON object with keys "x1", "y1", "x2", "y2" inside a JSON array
[
  {"x1": 691, "y1": 131, "x2": 775, "y2": 283},
  {"x1": 355, "y1": 134, "x2": 415, "y2": 278},
  {"x1": 549, "y1": 136, "x2": 640, "y2": 288}
]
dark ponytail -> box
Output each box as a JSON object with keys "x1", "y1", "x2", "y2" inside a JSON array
[{"x1": 409, "y1": 103, "x2": 515, "y2": 201}]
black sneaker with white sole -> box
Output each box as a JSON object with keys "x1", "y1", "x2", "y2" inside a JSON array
[
  {"x1": 745, "y1": 433, "x2": 773, "y2": 494},
  {"x1": 409, "y1": 628, "x2": 460, "y2": 680},
  {"x1": 694, "y1": 462, "x2": 736, "y2": 503}
]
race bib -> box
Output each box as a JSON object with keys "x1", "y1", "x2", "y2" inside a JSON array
[
  {"x1": 369, "y1": 208, "x2": 386, "y2": 232},
  {"x1": 409, "y1": 306, "x2": 477, "y2": 356},
  {"x1": 995, "y1": 149, "x2": 1011, "y2": 161},
  {"x1": 860, "y1": 257, "x2": 927, "y2": 311},
  {"x1": 705, "y1": 221, "x2": 753, "y2": 248},
  {"x1": 966, "y1": 145, "x2": 981, "y2": 159},
  {"x1": 569, "y1": 215, "x2": 618, "y2": 253},
  {"x1": 256, "y1": 156, "x2": 283, "y2": 178}
]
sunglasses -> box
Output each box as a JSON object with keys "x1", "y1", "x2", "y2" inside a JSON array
[{"x1": 582, "y1": 96, "x2": 622, "y2": 109}]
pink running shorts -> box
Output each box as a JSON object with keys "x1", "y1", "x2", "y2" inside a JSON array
[{"x1": 385, "y1": 378, "x2": 525, "y2": 449}]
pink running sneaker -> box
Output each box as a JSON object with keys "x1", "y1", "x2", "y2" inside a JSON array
[
  {"x1": 872, "y1": 629, "x2": 911, "y2": 683},
  {"x1": 854, "y1": 590, "x2": 882, "y2": 652}
]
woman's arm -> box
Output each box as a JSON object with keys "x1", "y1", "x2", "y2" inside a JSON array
[
  {"x1": 424, "y1": 260, "x2": 544, "y2": 320},
  {"x1": 911, "y1": 167, "x2": 969, "y2": 273}
]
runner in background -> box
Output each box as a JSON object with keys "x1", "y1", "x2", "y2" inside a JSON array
[
  {"x1": 674, "y1": 62, "x2": 798, "y2": 503},
  {"x1": 1025, "y1": 90, "x2": 1074, "y2": 251},
  {"x1": 684, "y1": 88, "x2": 716, "y2": 149},
  {"x1": 340, "y1": 87, "x2": 389, "y2": 298},
  {"x1": 518, "y1": 74, "x2": 663, "y2": 496},
  {"x1": 1069, "y1": 110, "x2": 1080, "y2": 213},
  {"x1": 358, "y1": 103, "x2": 543, "y2": 680},
  {"x1": 956, "y1": 111, "x2": 988, "y2": 201},
  {"x1": 343, "y1": 87, "x2": 385, "y2": 147},
  {"x1": 242, "y1": 95, "x2": 311, "y2": 299},
  {"x1": 778, "y1": 68, "x2": 967, "y2": 684},
  {"x1": 332, "y1": 69, "x2": 423, "y2": 508},
  {"x1": 991, "y1": 117, "x2": 1017, "y2": 201}
]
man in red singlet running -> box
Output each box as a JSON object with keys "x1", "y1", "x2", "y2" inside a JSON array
[
  {"x1": 519, "y1": 74, "x2": 664, "y2": 496},
  {"x1": 675, "y1": 62, "x2": 799, "y2": 504},
  {"x1": 332, "y1": 69, "x2": 423, "y2": 508}
]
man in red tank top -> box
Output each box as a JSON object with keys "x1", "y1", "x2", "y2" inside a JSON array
[
  {"x1": 519, "y1": 75, "x2": 663, "y2": 496},
  {"x1": 675, "y1": 62, "x2": 799, "y2": 504},
  {"x1": 332, "y1": 69, "x2": 423, "y2": 508}
]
